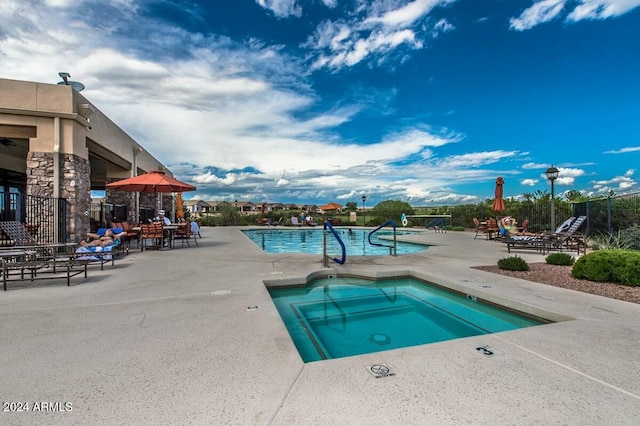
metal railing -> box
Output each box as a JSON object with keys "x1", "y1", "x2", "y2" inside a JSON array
[
  {"x1": 368, "y1": 220, "x2": 397, "y2": 256},
  {"x1": 573, "y1": 193, "x2": 640, "y2": 238},
  {"x1": 322, "y1": 221, "x2": 346, "y2": 267},
  {"x1": 1, "y1": 192, "x2": 67, "y2": 244}
]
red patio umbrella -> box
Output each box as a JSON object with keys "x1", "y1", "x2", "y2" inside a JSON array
[
  {"x1": 106, "y1": 170, "x2": 196, "y2": 193},
  {"x1": 492, "y1": 177, "x2": 505, "y2": 213}
]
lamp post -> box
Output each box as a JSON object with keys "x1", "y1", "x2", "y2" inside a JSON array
[
  {"x1": 545, "y1": 165, "x2": 559, "y2": 231},
  {"x1": 361, "y1": 195, "x2": 367, "y2": 227},
  {"x1": 234, "y1": 199, "x2": 238, "y2": 226}
]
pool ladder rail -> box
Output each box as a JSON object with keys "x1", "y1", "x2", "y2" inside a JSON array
[
  {"x1": 322, "y1": 221, "x2": 346, "y2": 267},
  {"x1": 322, "y1": 220, "x2": 398, "y2": 267},
  {"x1": 368, "y1": 220, "x2": 398, "y2": 256}
]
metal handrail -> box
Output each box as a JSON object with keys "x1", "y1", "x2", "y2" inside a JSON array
[
  {"x1": 322, "y1": 221, "x2": 346, "y2": 266},
  {"x1": 368, "y1": 220, "x2": 397, "y2": 256}
]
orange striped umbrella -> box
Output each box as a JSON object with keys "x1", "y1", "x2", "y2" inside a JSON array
[{"x1": 176, "y1": 192, "x2": 185, "y2": 218}]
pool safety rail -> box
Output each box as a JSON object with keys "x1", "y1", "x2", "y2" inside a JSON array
[
  {"x1": 322, "y1": 221, "x2": 346, "y2": 267},
  {"x1": 368, "y1": 220, "x2": 397, "y2": 256}
]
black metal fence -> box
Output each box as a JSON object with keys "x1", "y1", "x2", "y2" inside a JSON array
[
  {"x1": 572, "y1": 193, "x2": 640, "y2": 237},
  {"x1": 438, "y1": 203, "x2": 573, "y2": 233},
  {"x1": 0, "y1": 192, "x2": 67, "y2": 244}
]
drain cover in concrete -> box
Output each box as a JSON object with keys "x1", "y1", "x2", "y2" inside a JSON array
[
  {"x1": 246, "y1": 305, "x2": 261, "y2": 311},
  {"x1": 367, "y1": 364, "x2": 396, "y2": 378}
]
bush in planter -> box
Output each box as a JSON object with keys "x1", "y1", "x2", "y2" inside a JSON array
[
  {"x1": 572, "y1": 250, "x2": 640, "y2": 286},
  {"x1": 497, "y1": 255, "x2": 529, "y2": 271},
  {"x1": 545, "y1": 253, "x2": 575, "y2": 266}
]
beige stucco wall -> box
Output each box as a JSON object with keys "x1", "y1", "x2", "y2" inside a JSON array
[
  {"x1": 0, "y1": 77, "x2": 174, "y2": 241},
  {"x1": 0, "y1": 77, "x2": 168, "y2": 176}
]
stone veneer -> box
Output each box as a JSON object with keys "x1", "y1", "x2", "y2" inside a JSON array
[{"x1": 26, "y1": 152, "x2": 91, "y2": 242}]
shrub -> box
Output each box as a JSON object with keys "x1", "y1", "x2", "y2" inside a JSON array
[
  {"x1": 545, "y1": 253, "x2": 575, "y2": 266},
  {"x1": 572, "y1": 250, "x2": 640, "y2": 286},
  {"x1": 588, "y1": 230, "x2": 633, "y2": 251},
  {"x1": 450, "y1": 226, "x2": 465, "y2": 232},
  {"x1": 498, "y1": 255, "x2": 529, "y2": 271}
]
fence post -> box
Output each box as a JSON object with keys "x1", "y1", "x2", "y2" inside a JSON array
[{"x1": 607, "y1": 196, "x2": 612, "y2": 234}]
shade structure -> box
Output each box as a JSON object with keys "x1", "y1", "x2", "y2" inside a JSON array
[
  {"x1": 106, "y1": 170, "x2": 196, "y2": 193},
  {"x1": 176, "y1": 192, "x2": 185, "y2": 218},
  {"x1": 492, "y1": 177, "x2": 505, "y2": 213}
]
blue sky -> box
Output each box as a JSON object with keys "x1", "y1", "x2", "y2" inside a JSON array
[{"x1": 2, "y1": 0, "x2": 639, "y2": 206}]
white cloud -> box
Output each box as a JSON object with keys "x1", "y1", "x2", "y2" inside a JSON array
[
  {"x1": 604, "y1": 146, "x2": 640, "y2": 154},
  {"x1": 255, "y1": 0, "x2": 302, "y2": 18},
  {"x1": 568, "y1": 0, "x2": 640, "y2": 21},
  {"x1": 591, "y1": 169, "x2": 636, "y2": 192},
  {"x1": 539, "y1": 167, "x2": 586, "y2": 186},
  {"x1": 305, "y1": 0, "x2": 455, "y2": 70},
  {"x1": 364, "y1": 0, "x2": 452, "y2": 28},
  {"x1": 521, "y1": 178, "x2": 539, "y2": 186},
  {"x1": 522, "y1": 162, "x2": 550, "y2": 170},
  {"x1": 510, "y1": 0, "x2": 565, "y2": 31},
  {"x1": 510, "y1": 0, "x2": 640, "y2": 31},
  {"x1": 440, "y1": 150, "x2": 519, "y2": 168}
]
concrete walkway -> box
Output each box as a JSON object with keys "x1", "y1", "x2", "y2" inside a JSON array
[{"x1": 1, "y1": 227, "x2": 639, "y2": 425}]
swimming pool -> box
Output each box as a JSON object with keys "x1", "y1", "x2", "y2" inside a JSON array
[
  {"x1": 269, "y1": 276, "x2": 547, "y2": 362},
  {"x1": 242, "y1": 228, "x2": 428, "y2": 256}
]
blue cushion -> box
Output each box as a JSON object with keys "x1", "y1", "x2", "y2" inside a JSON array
[{"x1": 96, "y1": 227, "x2": 123, "y2": 236}]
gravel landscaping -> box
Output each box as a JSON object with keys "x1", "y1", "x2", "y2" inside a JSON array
[{"x1": 473, "y1": 262, "x2": 640, "y2": 304}]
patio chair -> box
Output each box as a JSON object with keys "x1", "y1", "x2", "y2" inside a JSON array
[
  {"x1": 517, "y1": 218, "x2": 529, "y2": 233},
  {"x1": 174, "y1": 222, "x2": 198, "y2": 247},
  {"x1": 110, "y1": 221, "x2": 139, "y2": 251},
  {"x1": 291, "y1": 217, "x2": 302, "y2": 227},
  {"x1": 139, "y1": 223, "x2": 164, "y2": 251},
  {"x1": 473, "y1": 218, "x2": 486, "y2": 239},
  {"x1": 485, "y1": 218, "x2": 500, "y2": 240}
]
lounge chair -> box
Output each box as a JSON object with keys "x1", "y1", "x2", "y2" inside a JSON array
[
  {"x1": 546, "y1": 216, "x2": 587, "y2": 254},
  {"x1": 0, "y1": 221, "x2": 38, "y2": 246},
  {"x1": 291, "y1": 217, "x2": 302, "y2": 227},
  {"x1": 268, "y1": 217, "x2": 283, "y2": 226},
  {"x1": 505, "y1": 216, "x2": 587, "y2": 254}
]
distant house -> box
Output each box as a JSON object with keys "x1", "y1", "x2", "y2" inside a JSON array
[
  {"x1": 184, "y1": 199, "x2": 212, "y2": 214},
  {"x1": 301, "y1": 204, "x2": 320, "y2": 213},
  {"x1": 319, "y1": 202, "x2": 343, "y2": 213},
  {"x1": 268, "y1": 203, "x2": 286, "y2": 211}
]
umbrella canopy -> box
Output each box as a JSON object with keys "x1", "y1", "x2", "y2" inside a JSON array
[
  {"x1": 106, "y1": 170, "x2": 196, "y2": 193},
  {"x1": 492, "y1": 177, "x2": 506, "y2": 213},
  {"x1": 176, "y1": 192, "x2": 185, "y2": 218}
]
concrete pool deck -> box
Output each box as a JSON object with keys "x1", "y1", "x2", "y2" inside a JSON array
[{"x1": 1, "y1": 227, "x2": 639, "y2": 425}]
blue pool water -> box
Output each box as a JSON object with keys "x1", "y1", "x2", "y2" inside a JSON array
[
  {"x1": 269, "y1": 277, "x2": 545, "y2": 362},
  {"x1": 242, "y1": 228, "x2": 427, "y2": 256}
]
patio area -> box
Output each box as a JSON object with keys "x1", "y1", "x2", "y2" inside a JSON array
[{"x1": 2, "y1": 227, "x2": 639, "y2": 425}]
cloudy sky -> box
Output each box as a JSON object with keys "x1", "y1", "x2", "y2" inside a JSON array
[{"x1": 1, "y1": 0, "x2": 639, "y2": 205}]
